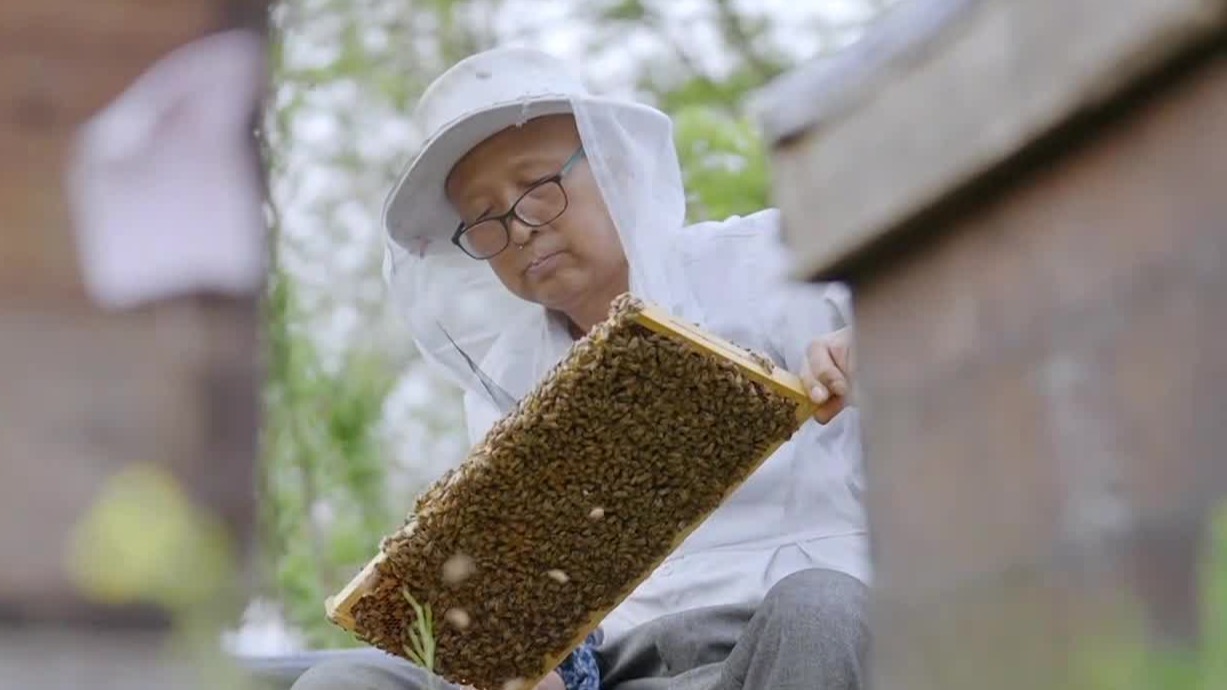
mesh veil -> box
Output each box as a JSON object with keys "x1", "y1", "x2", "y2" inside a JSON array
[{"x1": 383, "y1": 96, "x2": 702, "y2": 412}]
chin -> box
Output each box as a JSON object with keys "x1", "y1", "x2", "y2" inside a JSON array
[{"x1": 529, "y1": 280, "x2": 587, "y2": 314}]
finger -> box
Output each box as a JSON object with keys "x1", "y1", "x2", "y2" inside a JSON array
[
  {"x1": 832, "y1": 340, "x2": 855, "y2": 404},
  {"x1": 811, "y1": 396, "x2": 847, "y2": 425},
  {"x1": 831, "y1": 331, "x2": 855, "y2": 378},
  {"x1": 807, "y1": 340, "x2": 849, "y2": 398},
  {"x1": 534, "y1": 672, "x2": 565, "y2": 690},
  {"x1": 799, "y1": 353, "x2": 830, "y2": 406}
]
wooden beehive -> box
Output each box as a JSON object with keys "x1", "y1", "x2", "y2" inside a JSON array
[
  {"x1": 757, "y1": 0, "x2": 1227, "y2": 687},
  {"x1": 0, "y1": 0, "x2": 267, "y2": 686},
  {"x1": 326, "y1": 295, "x2": 816, "y2": 690}
]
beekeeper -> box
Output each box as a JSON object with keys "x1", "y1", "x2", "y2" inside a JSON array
[{"x1": 294, "y1": 47, "x2": 869, "y2": 690}]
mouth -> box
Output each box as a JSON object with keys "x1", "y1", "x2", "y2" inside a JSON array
[{"x1": 524, "y1": 251, "x2": 564, "y2": 277}]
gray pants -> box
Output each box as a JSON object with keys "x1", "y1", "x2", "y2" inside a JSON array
[{"x1": 291, "y1": 568, "x2": 868, "y2": 690}]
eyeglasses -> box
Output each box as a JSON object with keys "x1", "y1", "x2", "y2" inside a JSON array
[{"x1": 451, "y1": 146, "x2": 586, "y2": 260}]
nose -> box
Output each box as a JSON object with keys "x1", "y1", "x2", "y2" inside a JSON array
[{"x1": 507, "y1": 215, "x2": 536, "y2": 247}]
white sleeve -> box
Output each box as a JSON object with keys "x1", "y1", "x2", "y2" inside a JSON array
[
  {"x1": 761, "y1": 278, "x2": 854, "y2": 377},
  {"x1": 462, "y1": 387, "x2": 503, "y2": 446},
  {"x1": 735, "y1": 212, "x2": 855, "y2": 376}
]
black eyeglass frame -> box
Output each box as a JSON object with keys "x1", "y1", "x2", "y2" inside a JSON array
[{"x1": 450, "y1": 146, "x2": 587, "y2": 260}]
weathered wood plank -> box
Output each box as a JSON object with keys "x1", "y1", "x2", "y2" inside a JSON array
[
  {"x1": 854, "y1": 54, "x2": 1227, "y2": 689},
  {"x1": 0, "y1": 154, "x2": 83, "y2": 299},
  {"x1": 0, "y1": 1, "x2": 218, "y2": 53},
  {"x1": 0, "y1": 297, "x2": 261, "y2": 622},
  {"x1": 0, "y1": 625, "x2": 264, "y2": 690},
  {"x1": 757, "y1": 0, "x2": 1226, "y2": 281}
]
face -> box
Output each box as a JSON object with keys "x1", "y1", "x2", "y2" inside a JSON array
[{"x1": 445, "y1": 115, "x2": 627, "y2": 320}]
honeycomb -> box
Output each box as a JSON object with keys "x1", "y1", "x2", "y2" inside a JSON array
[{"x1": 341, "y1": 294, "x2": 806, "y2": 689}]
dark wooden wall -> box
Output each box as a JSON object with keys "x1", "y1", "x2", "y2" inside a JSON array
[
  {"x1": 857, "y1": 53, "x2": 1227, "y2": 690},
  {"x1": 758, "y1": 0, "x2": 1225, "y2": 685},
  {"x1": 1, "y1": 0, "x2": 268, "y2": 684}
]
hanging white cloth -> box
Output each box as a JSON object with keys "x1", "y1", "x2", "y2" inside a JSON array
[{"x1": 66, "y1": 29, "x2": 267, "y2": 310}]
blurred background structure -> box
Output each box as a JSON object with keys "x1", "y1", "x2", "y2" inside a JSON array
[
  {"x1": 1, "y1": 0, "x2": 269, "y2": 688},
  {"x1": 757, "y1": 0, "x2": 1227, "y2": 688}
]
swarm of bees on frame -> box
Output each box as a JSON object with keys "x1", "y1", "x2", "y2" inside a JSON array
[{"x1": 347, "y1": 294, "x2": 802, "y2": 690}]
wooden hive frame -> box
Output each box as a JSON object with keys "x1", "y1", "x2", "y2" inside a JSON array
[{"x1": 325, "y1": 299, "x2": 817, "y2": 687}]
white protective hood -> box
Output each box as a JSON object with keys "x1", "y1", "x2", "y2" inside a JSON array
[{"x1": 383, "y1": 96, "x2": 704, "y2": 418}]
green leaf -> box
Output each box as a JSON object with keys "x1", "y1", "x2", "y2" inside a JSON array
[
  {"x1": 672, "y1": 105, "x2": 770, "y2": 222},
  {"x1": 599, "y1": 0, "x2": 648, "y2": 22}
]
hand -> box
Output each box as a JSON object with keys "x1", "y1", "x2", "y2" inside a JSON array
[{"x1": 800, "y1": 327, "x2": 855, "y2": 424}]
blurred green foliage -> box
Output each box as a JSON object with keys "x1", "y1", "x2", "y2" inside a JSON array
[
  {"x1": 262, "y1": 258, "x2": 399, "y2": 648},
  {"x1": 1074, "y1": 506, "x2": 1227, "y2": 690}
]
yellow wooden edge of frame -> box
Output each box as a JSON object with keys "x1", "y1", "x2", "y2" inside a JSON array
[
  {"x1": 632, "y1": 304, "x2": 815, "y2": 423},
  {"x1": 324, "y1": 304, "x2": 817, "y2": 685}
]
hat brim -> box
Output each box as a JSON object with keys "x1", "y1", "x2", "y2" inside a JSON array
[{"x1": 383, "y1": 97, "x2": 575, "y2": 255}]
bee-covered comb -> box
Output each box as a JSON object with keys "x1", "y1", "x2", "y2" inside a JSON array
[{"x1": 326, "y1": 294, "x2": 815, "y2": 690}]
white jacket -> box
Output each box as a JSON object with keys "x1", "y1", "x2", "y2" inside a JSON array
[{"x1": 460, "y1": 208, "x2": 871, "y2": 645}]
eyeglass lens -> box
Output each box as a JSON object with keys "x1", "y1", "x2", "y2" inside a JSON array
[{"x1": 459, "y1": 181, "x2": 567, "y2": 258}]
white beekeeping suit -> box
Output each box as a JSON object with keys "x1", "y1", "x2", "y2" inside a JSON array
[{"x1": 382, "y1": 47, "x2": 869, "y2": 645}]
